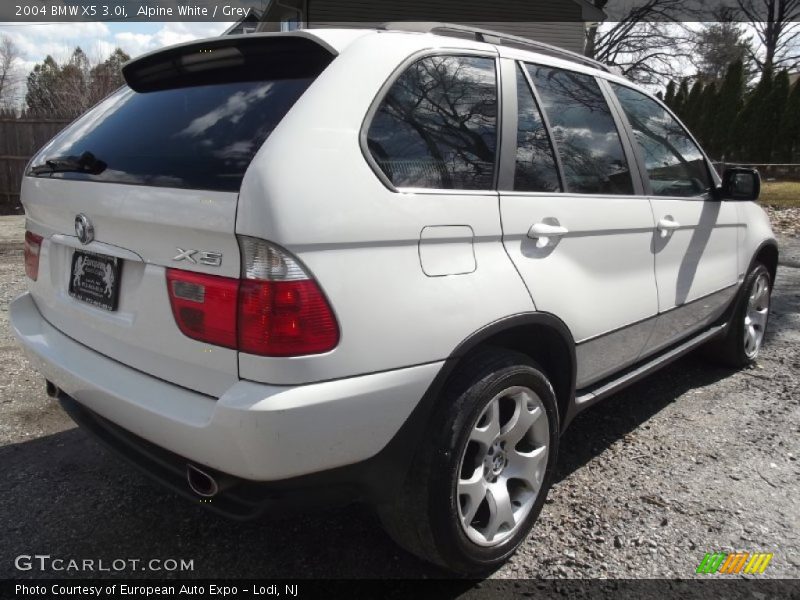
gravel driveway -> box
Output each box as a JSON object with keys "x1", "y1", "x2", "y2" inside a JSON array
[{"x1": 0, "y1": 215, "x2": 797, "y2": 580}]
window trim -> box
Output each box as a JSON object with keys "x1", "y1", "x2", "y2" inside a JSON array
[
  {"x1": 604, "y1": 79, "x2": 720, "y2": 201},
  {"x1": 596, "y1": 78, "x2": 647, "y2": 196},
  {"x1": 359, "y1": 48, "x2": 502, "y2": 194},
  {"x1": 512, "y1": 60, "x2": 565, "y2": 193},
  {"x1": 518, "y1": 61, "x2": 643, "y2": 198},
  {"x1": 497, "y1": 57, "x2": 518, "y2": 191},
  {"x1": 597, "y1": 78, "x2": 650, "y2": 196}
]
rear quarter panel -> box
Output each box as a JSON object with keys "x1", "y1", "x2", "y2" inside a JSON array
[{"x1": 236, "y1": 33, "x2": 536, "y2": 385}]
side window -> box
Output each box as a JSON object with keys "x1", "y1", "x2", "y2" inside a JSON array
[
  {"x1": 366, "y1": 55, "x2": 498, "y2": 190},
  {"x1": 526, "y1": 65, "x2": 634, "y2": 196},
  {"x1": 612, "y1": 84, "x2": 711, "y2": 198},
  {"x1": 515, "y1": 65, "x2": 561, "y2": 192}
]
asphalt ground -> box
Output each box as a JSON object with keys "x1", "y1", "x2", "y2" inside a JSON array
[{"x1": 0, "y1": 216, "x2": 797, "y2": 580}]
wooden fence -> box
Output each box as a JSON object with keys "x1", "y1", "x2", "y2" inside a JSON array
[{"x1": 0, "y1": 117, "x2": 75, "y2": 214}]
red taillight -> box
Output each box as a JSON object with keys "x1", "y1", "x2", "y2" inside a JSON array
[
  {"x1": 24, "y1": 231, "x2": 43, "y2": 281},
  {"x1": 166, "y1": 269, "x2": 239, "y2": 349},
  {"x1": 238, "y1": 279, "x2": 340, "y2": 356},
  {"x1": 166, "y1": 238, "x2": 339, "y2": 357}
]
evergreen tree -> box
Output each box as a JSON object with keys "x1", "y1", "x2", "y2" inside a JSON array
[
  {"x1": 765, "y1": 70, "x2": 791, "y2": 162},
  {"x1": 752, "y1": 69, "x2": 789, "y2": 162},
  {"x1": 682, "y1": 80, "x2": 704, "y2": 131},
  {"x1": 693, "y1": 22, "x2": 752, "y2": 82},
  {"x1": 696, "y1": 82, "x2": 718, "y2": 154},
  {"x1": 712, "y1": 60, "x2": 746, "y2": 160},
  {"x1": 25, "y1": 55, "x2": 60, "y2": 112},
  {"x1": 663, "y1": 80, "x2": 676, "y2": 109},
  {"x1": 735, "y1": 68, "x2": 773, "y2": 161},
  {"x1": 777, "y1": 80, "x2": 800, "y2": 162},
  {"x1": 673, "y1": 79, "x2": 690, "y2": 120}
]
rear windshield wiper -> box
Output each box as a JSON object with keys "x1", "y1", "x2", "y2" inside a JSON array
[{"x1": 29, "y1": 151, "x2": 107, "y2": 176}]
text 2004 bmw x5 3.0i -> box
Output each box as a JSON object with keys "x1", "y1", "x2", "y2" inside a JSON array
[{"x1": 11, "y1": 25, "x2": 778, "y2": 574}]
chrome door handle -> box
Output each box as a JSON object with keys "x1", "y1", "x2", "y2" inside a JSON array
[
  {"x1": 528, "y1": 222, "x2": 569, "y2": 248},
  {"x1": 657, "y1": 216, "x2": 680, "y2": 238}
]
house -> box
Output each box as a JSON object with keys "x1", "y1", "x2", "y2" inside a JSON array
[
  {"x1": 223, "y1": 12, "x2": 262, "y2": 35},
  {"x1": 239, "y1": 0, "x2": 606, "y2": 55}
]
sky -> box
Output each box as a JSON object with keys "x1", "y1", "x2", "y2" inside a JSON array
[
  {"x1": 0, "y1": 21, "x2": 233, "y2": 68},
  {"x1": 0, "y1": 21, "x2": 233, "y2": 104}
]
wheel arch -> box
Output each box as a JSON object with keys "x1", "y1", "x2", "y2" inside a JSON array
[
  {"x1": 447, "y1": 313, "x2": 577, "y2": 435},
  {"x1": 752, "y1": 240, "x2": 779, "y2": 284},
  {"x1": 347, "y1": 313, "x2": 577, "y2": 505}
]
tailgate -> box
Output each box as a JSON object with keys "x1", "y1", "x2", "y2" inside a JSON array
[
  {"x1": 24, "y1": 178, "x2": 240, "y2": 397},
  {"x1": 20, "y1": 33, "x2": 339, "y2": 397}
]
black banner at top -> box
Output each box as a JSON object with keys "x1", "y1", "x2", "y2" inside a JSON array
[{"x1": 1, "y1": 0, "x2": 799, "y2": 23}]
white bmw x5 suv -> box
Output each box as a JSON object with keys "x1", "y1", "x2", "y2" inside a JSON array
[{"x1": 11, "y1": 25, "x2": 778, "y2": 574}]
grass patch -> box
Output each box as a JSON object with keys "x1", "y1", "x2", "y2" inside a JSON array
[{"x1": 759, "y1": 181, "x2": 800, "y2": 208}]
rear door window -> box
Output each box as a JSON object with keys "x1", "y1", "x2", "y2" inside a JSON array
[
  {"x1": 526, "y1": 65, "x2": 634, "y2": 196},
  {"x1": 366, "y1": 55, "x2": 498, "y2": 190}
]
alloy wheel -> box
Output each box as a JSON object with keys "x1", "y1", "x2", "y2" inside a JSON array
[
  {"x1": 744, "y1": 272, "x2": 770, "y2": 359},
  {"x1": 456, "y1": 386, "x2": 549, "y2": 547}
]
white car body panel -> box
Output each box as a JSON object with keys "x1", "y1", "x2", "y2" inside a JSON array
[
  {"x1": 645, "y1": 198, "x2": 742, "y2": 354},
  {"x1": 499, "y1": 193, "x2": 659, "y2": 386},
  {"x1": 237, "y1": 34, "x2": 534, "y2": 384},
  {"x1": 737, "y1": 201, "x2": 778, "y2": 275},
  {"x1": 11, "y1": 292, "x2": 441, "y2": 480},
  {"x1": 649, "y1": 199, "x2": 740, "y2": 307},
  {"x1": 22, "y1": 178, "x2": 240, "y2": 396},
  {"x1": 9, "y1": 28, "x2": 777, "y2": 490}
]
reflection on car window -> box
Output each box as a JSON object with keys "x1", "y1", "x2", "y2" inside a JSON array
[
  {"x1": 367, "y1": 55, "x2": 498, "y2": 190},
  {"x1": 612, "y1": 84, "x2": 711, "y2": 197},
  {"x1": 30, "y1": 79, "x2": 314, "y2": 192},
  {"x1": 515, "y1": 65, "x2": 561, "y2": 192},
  {"x1": 526, "y1": 65, "x2": 633, "y2": 196}
]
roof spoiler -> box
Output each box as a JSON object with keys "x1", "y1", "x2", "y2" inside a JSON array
[{"x1": 122, "y1": 33, "x2": 337, "y2": 93}]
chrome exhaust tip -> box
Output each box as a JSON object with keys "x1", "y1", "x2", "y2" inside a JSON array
[{"x1": 186, "y1": 464, "x2": 220, "y2": 498}]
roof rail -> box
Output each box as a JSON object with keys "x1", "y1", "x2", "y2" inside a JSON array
[{"x1": 380, "y1": 22, "x2": 612, "y2": 74}]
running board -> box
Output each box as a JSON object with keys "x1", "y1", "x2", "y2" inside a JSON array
[{"x1": 574, "y1": 324, "x2": 727, "y2": 410}]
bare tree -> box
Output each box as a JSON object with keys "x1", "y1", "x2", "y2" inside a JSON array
[
  {"x1": 25, "y1": 47, "x2": 130, "y2": 116},
  {"x1": 585, "y1": 0, "x2": 693, "y2": 86},
  {"x1": 737, "y1": 0, "x2": 800, "y2": 74},
  {"x1": 0, "y1": 35, "x2": 21, "y2": 108}
]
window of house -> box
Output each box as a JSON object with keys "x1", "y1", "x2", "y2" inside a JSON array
[
  {"x1": 366, "y1": 55, "x2": 498, "y2": 190},
  {"x1": 515, "y1": 65, "x2": 561, "y2": 192},
  {"x1": 526, "y1": 65, "x2": 634, "y2": 195},
  {"x1": 612, "y1": 84, "x2": 711, "y2": 197}
]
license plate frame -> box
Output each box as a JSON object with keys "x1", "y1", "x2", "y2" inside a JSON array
[{"x1": 68, "y1": 250, "x2": 122, "y2": 312}]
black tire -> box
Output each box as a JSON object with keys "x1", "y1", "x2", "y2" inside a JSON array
[
  {"x1": 704, "y1": 263, "x2": 772, "y2": 368},
  {"x1": 377, "y1": 349, "x2": 560, "y2": 575}
]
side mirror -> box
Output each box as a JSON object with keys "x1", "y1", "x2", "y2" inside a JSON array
[{"x1": 719, "y1": 167, "x2": 760, "y2": 201}]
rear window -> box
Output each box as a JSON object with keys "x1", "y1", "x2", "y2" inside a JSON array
[{"x1": 28, "y1": 39, "x2": 332, "y2": 192}]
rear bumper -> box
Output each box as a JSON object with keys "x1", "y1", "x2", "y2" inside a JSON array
[
  {"x1": 56, "y1": 394, "x2": 284, "y2": 519},
  {"x1": 10, "y1": 292, "x2": 441, "y2": 484}
]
